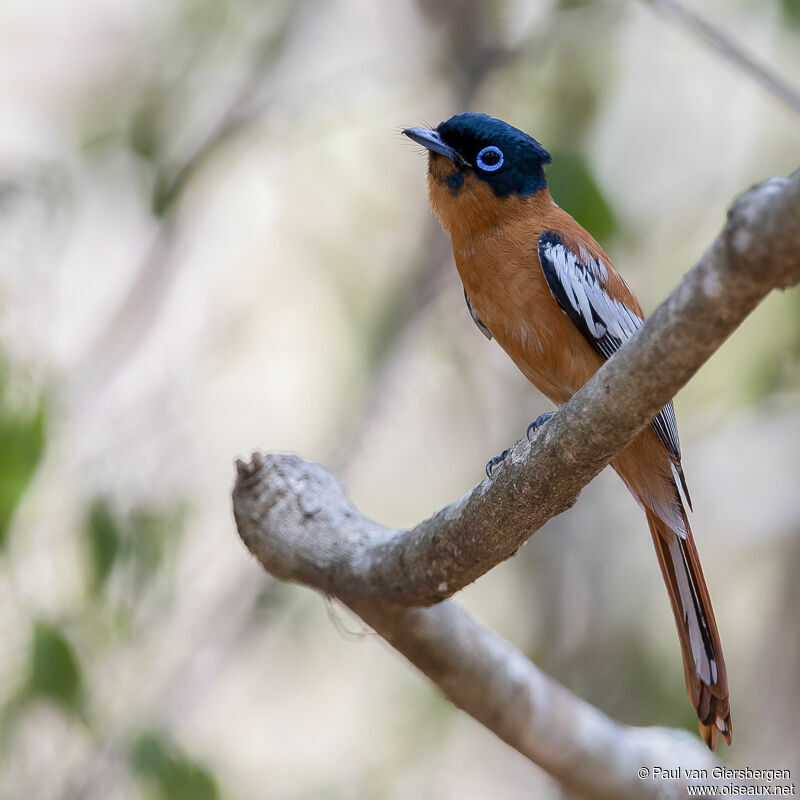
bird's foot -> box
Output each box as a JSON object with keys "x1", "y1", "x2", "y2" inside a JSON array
[
  {"x1": 485, "y1": 448, "x2": 511, "y2": 478},
  {"x1": 487, "y1": 412, "x2": 557, "y2": 477},
  {"x1": 526, "y1": 411, "x2": 557, "y2": 440}
]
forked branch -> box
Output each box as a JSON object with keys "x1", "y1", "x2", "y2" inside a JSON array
[{"x1": 233, "y1": 171, "x2": 800, "y2": 799}]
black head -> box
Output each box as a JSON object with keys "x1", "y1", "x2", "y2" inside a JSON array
[{"x1": 404, "y1": 112, "x2": 552, "y2": 197}]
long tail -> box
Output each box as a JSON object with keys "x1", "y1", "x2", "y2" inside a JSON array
[{"x1": 645, "y1": 505, "x2": 732, "y2": 749}]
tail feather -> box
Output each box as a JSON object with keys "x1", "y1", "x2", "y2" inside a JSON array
[{"x1": 645, "y1": 506, "x2": 732, "y2": 749}]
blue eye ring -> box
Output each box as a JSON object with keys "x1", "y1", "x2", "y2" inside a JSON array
[{"x1": 476, "y1": 145, "x2": 504, "y2": 172}]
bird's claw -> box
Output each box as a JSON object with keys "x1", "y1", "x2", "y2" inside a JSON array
[
  {"x1": 526, "y1": 411, "x2": 556, "y2": 440},
  {"x1": 485, "y1": 448, "x2": 511, "y2": 478},
  {"x1": 487, "y1": 412, "x2": 557, "y2": 477}
]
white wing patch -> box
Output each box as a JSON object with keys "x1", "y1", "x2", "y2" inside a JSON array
[
  {"x1": 538, "y1": 233, "x2": 643, "y2": 358},
  {"x1": 538, "y1": 230, "x2": 686, "y2": 490}
]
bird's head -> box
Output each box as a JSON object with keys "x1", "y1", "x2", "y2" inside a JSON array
[{"x1": 403, "y1": 113, "x2": 552, "y2": 236}]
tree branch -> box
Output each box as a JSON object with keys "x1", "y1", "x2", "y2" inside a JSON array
[
  {"x1": 232, "y1": 171, "x2": 799, "y2": 797},
  {"x1": 235, "y1": 172, "x2": 800, "y2": 607},
  {"x1": 233, "y1": 455, "x2": 719, "y2": 800},
  {"x1": 639, "y1": 0, "x2": 800, "y2": 117},
  {"x1": 353, "y1": 602, "x2": 721, "y2": 800}
]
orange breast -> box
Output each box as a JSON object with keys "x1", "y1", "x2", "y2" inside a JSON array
[
  {"x1": 427, "y1": 158, "x2": 606, "y2": 405},
  {"x1": 427, "y1": 153, "x2": 678, "y2": 519}
]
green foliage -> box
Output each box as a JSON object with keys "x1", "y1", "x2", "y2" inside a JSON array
[
  {"x1": 547, "y1": 150, "x2": 617, "y2": 244},
  {"x1": 151, "y1": 174, "x2": 176, "y2": 218},
  {"x1": 27, "y1": 621, "x2": 83, "y2": 713},
  {"x1": 777, "y1": 0, "x2": 800, "y2": 27},
  {"x1": 128, "y1": 101, "x2": 164, "y2": 165},
  {"x1": 87, "y1": 499, "x2": 123, "y2": 592},
  {"x1": 131, "y1": 732, "x2": 220, "y2": 800},
  {"x1": 0, "y1": 368, "x2": 47, "y2": 549},
  {"x1": 83, "y1": 498, "x2": 182, "y2": 600},
  {"x1": 126, "y1": 506, "x2": 180, "y2": 588}
]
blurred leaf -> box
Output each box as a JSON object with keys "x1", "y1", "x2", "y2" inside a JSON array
[
  {"x1": 182, "y1": 0, "x2": 238, "y2": 38},
  {"x1": 0, "y1": 371, "x2": 47, "y2": 549},
  {"x1": 547, "y1": 150, "x2": 617, "y2": 244},
  {"x1": 131, "y1": 732, "x2": 219, "y2": 800},
  {"x1": 81, "y1": 498, "x2": 184, "y2": 606},
  {"x1": 127, "y1": 506, "x2": 180, "y2": 586},
  {"x1": 129, "y1": 100, "x2": 165, "y2": 165},
  {"x1": 87, "y1": 499, "x2": 122, "y2": 591},
  {"x1": 151, "y1": 171, "x2": 178, "y2": 218},
  {"x1": 776, "y1": 0, "x2": 800, "y2": 27},
  {"x1": 27, "y1": 621, "x2": 83, "y2": 712}
]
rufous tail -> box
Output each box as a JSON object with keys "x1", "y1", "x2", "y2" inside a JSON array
[{"x1": 645, "y1": 505, "x2": 732, "y2": 749}]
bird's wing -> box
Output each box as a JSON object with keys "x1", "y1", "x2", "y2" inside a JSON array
[
  {"x1": 537, "y1": 230, "x2": 686, "y2": 482},
  {"x1": 464, "y1": 288, "x2": 492, "y2": 340}
]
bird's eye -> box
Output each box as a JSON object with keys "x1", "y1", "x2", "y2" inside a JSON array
[{"x1": 476, "y1": 145, "x2": 504, "y2": 172}]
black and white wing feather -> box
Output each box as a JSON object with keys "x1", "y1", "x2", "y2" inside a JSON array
[
  {"x1": 538, "y1": 232, "x2": 643, "y2": 360},
  {"x1": 538, "y1": 231, "x2": 688, "y2": 500}
]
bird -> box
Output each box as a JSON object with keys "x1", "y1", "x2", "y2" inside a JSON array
[{"x1": 403, "y1": 112, "x2": 731, "y2": 749}]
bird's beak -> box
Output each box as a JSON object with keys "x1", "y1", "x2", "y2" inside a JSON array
[{"x1": 403, "y1": 127, "x2": 464, "y2": 165}]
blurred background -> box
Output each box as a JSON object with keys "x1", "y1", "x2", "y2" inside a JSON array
[{"x1": 1, "y1": 0, "x2": 799, "y2": 798}]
